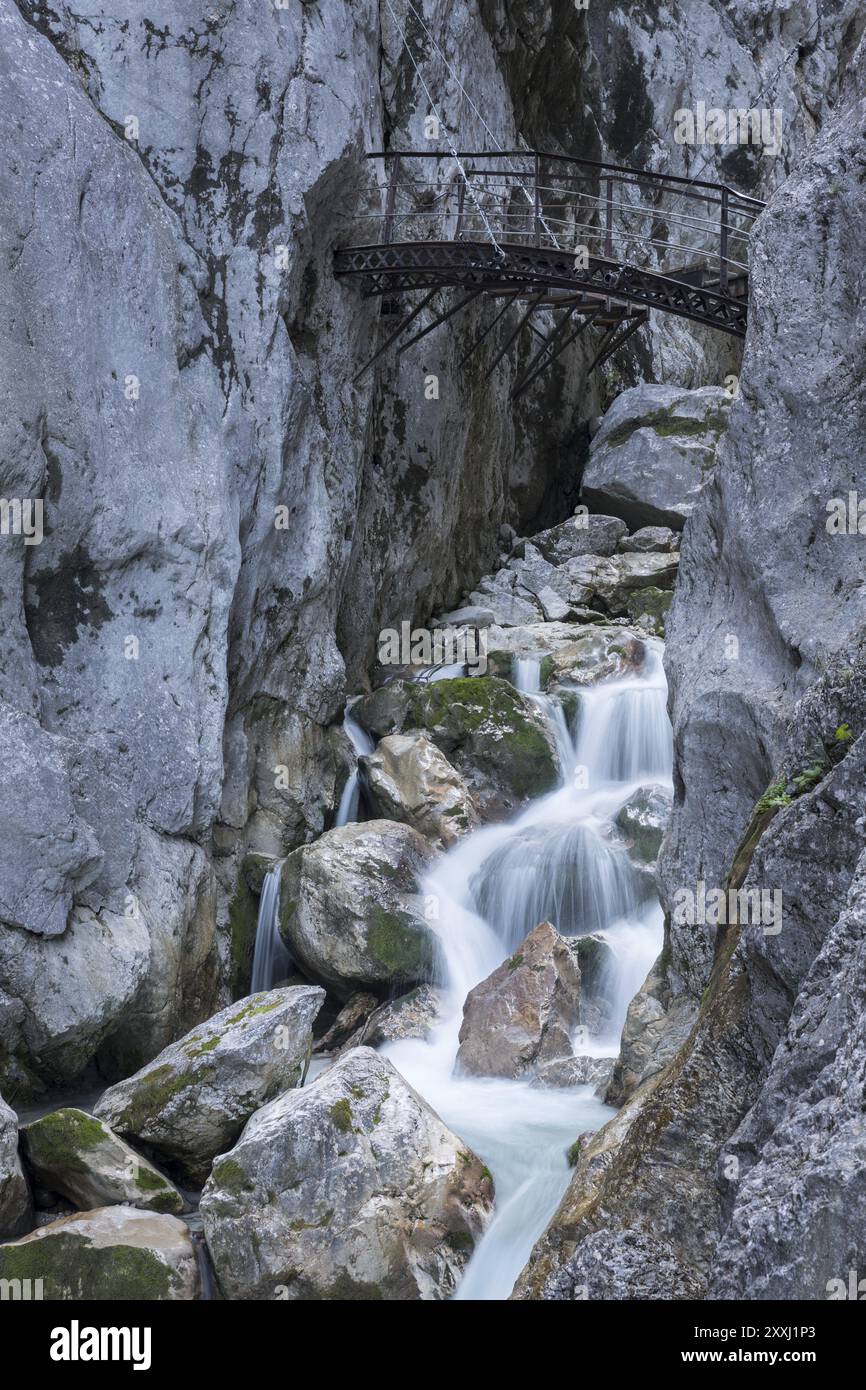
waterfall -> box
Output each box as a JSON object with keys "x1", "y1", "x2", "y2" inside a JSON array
[
  {"x1": 513, "y1": 654, "x2": 575, "y2": 779},
  {"x1": 249, "y1": 862, "x2": 291, "y2": 994},
  {"x1": 335, "y1": 701, "x2": 375, "y2": 828},
  {"x1": 381, "y1": 638, "x2": 672, "y2": 1300}
]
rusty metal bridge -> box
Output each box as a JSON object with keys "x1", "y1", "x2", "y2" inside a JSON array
[{"x1": 334, "y1": 150, "x2": 764, "y2": 397}]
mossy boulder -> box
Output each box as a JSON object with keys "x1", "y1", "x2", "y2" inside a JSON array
[
  {"x1": 355, "y1": 676, "x2": 559, "y2": 820},
  {"x1": 625, "y1": 585, "x2": 674, "y2": 635},
  {"x1": 279, "y1": 821, "x2": 436, "y2": 1002},
  {"x1": 21, "y1": 1107, "x2": 184, "y2": 1215},
  {"x1": 201, "y1": 1048, "x2": 493, "y2": 1300},
  {"x1": 0, "y1": 1205, "x2": 198, "y2": 1300},
  {"x1": 93, "y1": 986, "x2": 324, "y2": 1185}
]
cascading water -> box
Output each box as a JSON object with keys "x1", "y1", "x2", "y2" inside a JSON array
[
  {"x1": 382, "y1": 640, "x2": 673, "y2": 1299},
  {"x1": 249, "y1": 861, "x2": 291, "y2": 994},
  {"x1": 335, "y1": 700, "x2": 376, "y2": 828}
]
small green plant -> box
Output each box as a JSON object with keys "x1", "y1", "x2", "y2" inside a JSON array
[
  {"x1": 755, "y1": 775, "x2": 792, "y2": 815},
  {"x1": 792, "y1": 764, "x2": 825, "y2": 795},
  {"x1": 835, "y1": 723, "x2": 853, "y2": 743}
]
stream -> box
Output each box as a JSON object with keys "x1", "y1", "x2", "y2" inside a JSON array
[{"x1": 251, "y1": 640, "x2": 673, "y2": 1299}]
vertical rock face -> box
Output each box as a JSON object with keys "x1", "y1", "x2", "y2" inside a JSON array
[
  {"x1": 0, "y1": 0, "x2": 598, "y2": 1092},
  {"x1": 516, "y1": 45, "x2": 866, "y2": 1302}
]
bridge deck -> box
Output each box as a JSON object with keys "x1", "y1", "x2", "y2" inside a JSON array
[{"x1": 335, "y1": 150, "x2": 764, "y2": 389}]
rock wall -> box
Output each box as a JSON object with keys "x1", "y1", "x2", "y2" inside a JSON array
[
  {"x1": 516, "y1": 32, "x2": 866, "y2": 1301},
  {"x1": 0, "y1": 0, "x2": 599, "y2": 1094}
]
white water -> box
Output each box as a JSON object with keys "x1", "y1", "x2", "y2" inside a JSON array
[
  {"x1": 382, "y1": 641, "x2": 673, "y2": 1299},
  {"x1": 335, "y1": 701, "x2": 376, "y2": 828},
  {"x1": 250, "y1": 861, "x2": 291, "y2": 994}
]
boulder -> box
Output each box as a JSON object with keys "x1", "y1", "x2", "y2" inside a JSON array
[
  {"x1": 279, "y1": 822, "x2": 436, "y2": 1002},
  {"x1": 560, "y1": 552, "x2": 679, "y2": 617},
  {"x1": 21, "y1": 1108, "x2": 184, "y2": 1216},
  {"x1": 456, "y1": 922, "x2": 582, "y2": 1079},
  {"x1": 516, "y1": 514, "x2": 628, "y2": 564},
  {"x1": 0, "y1": 1091, "x2": 31, "y2": 1239},
  {"x1": 200, "y1": 1048, "x2": 493, "y2": 1300},
  {"x1": 617, "y1": 526, "x2": 680, "y2": 554},
  {"x1": 614, "y1": 785, "x2": 673, "y2": 863},
  {"x1": 355, "y1": 984, "x2": 444, "y2": 1049},
  {"x1": 580, "y1": 384, "x2": 731, "y2": 529},
  {"x1": 355, "y1": 677, "x2": 560, "y2": 820},
  {"x1": 360, "y1": 733, "x2": 479, "y2": 846},
  {"x1": 0, "y1": 1205, "x2": 198, "y2": 1300},
  {"x1": 94, "y1": 986, "x2": 324, "y2": 1185}
]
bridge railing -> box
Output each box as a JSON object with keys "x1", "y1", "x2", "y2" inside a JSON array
[{"x1": 342, "y1": 150, "x2": 764, "y2": 296}]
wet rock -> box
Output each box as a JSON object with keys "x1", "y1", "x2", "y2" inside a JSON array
[
  {"x1": 614, "y1": 785, "x2": 672, "y2": 864},
  {"x1": 485, "y1": 624, "x2": 645, "y2": 689},
  {"x1": 355, "y1": 984, "x2": 444, "y2": 1050},
  {"x1": 355, "y1": 677, "x2": 559, "y2": 821},
  {"x1": 360, "y1": 733, "x2": 479, "y2": 846},
  {"x1": 278, "y1": 822, "x2": 435, "y2": 1003},
  {"x1": 456, "y1": 922, "x2": 581, "y2": 1079},
  {"x1": 0, "y1": 1205, "x2": 198, "y2": 1300},
  {"x1": 200, "y1": 1048, "x2": 493, "y2": 1300},
  {"x1": 580, "y1": 385, "x2": 731, "y2": 529},
  {"x1": 532, "y1": 1056, "x2": 615, "y2": 1092},
  {"x1": 21, "y1": 1107, "x2": 184, "y2": 1216},
  {"x1": 94, "y1": 986, "x2": 324, "y2": 1185},
  {"x1": 0, "y1": 1091, "x2": 31, "y2": 1239}
]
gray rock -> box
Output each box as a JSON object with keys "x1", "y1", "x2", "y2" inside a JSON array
[
  {"x1": 433, "y1": 606, "x2": 495, "y2": 628},
  {"x1": 0, "y1": 1091, "x2": 31, "y2": 1238},
  {"x1": 0, "y1": 1204, "x2": 198, "y2": 1300},
  {"x1": 617, "y1": 526, "x2": 680, "y2": 554},
  {"x1": 94, "y1": 986, "x2": 324, "y2": 1185},
  {"x1": 518, "y1": 514, "x2": 628, "y2": 564},
  {"x1": 360, "y1": 733, "x2": 479, "y2": 846},
  {"x1": 709, "y1": 847, "x2": 866, "y2": 1299},
  {"x1": 560, "y1": 552, "x2": 679, "y2": 617},
  {"x1": 279, "y1": 821, "x2": 435, "y2": 1002},
  {"x1": 0, "y1": 899, "x2": 150, "y2": 1090},
  {"x1": 581, "y1": 385, "x2": 731, "y2": 529},
  {"x1": 200, "y1": 1048, "x2": 493, "y2": 1300},
  {"x1": 21, "y1": 1107, "x2": 184, "y2": 1216},
  {"x1": 456, "y1": 922, "x2": 582, "y2": 1079}
]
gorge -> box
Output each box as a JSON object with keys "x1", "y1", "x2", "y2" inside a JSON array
[{"x1": 0, "y1": 0, "x2": 865, "y2": 1312}]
